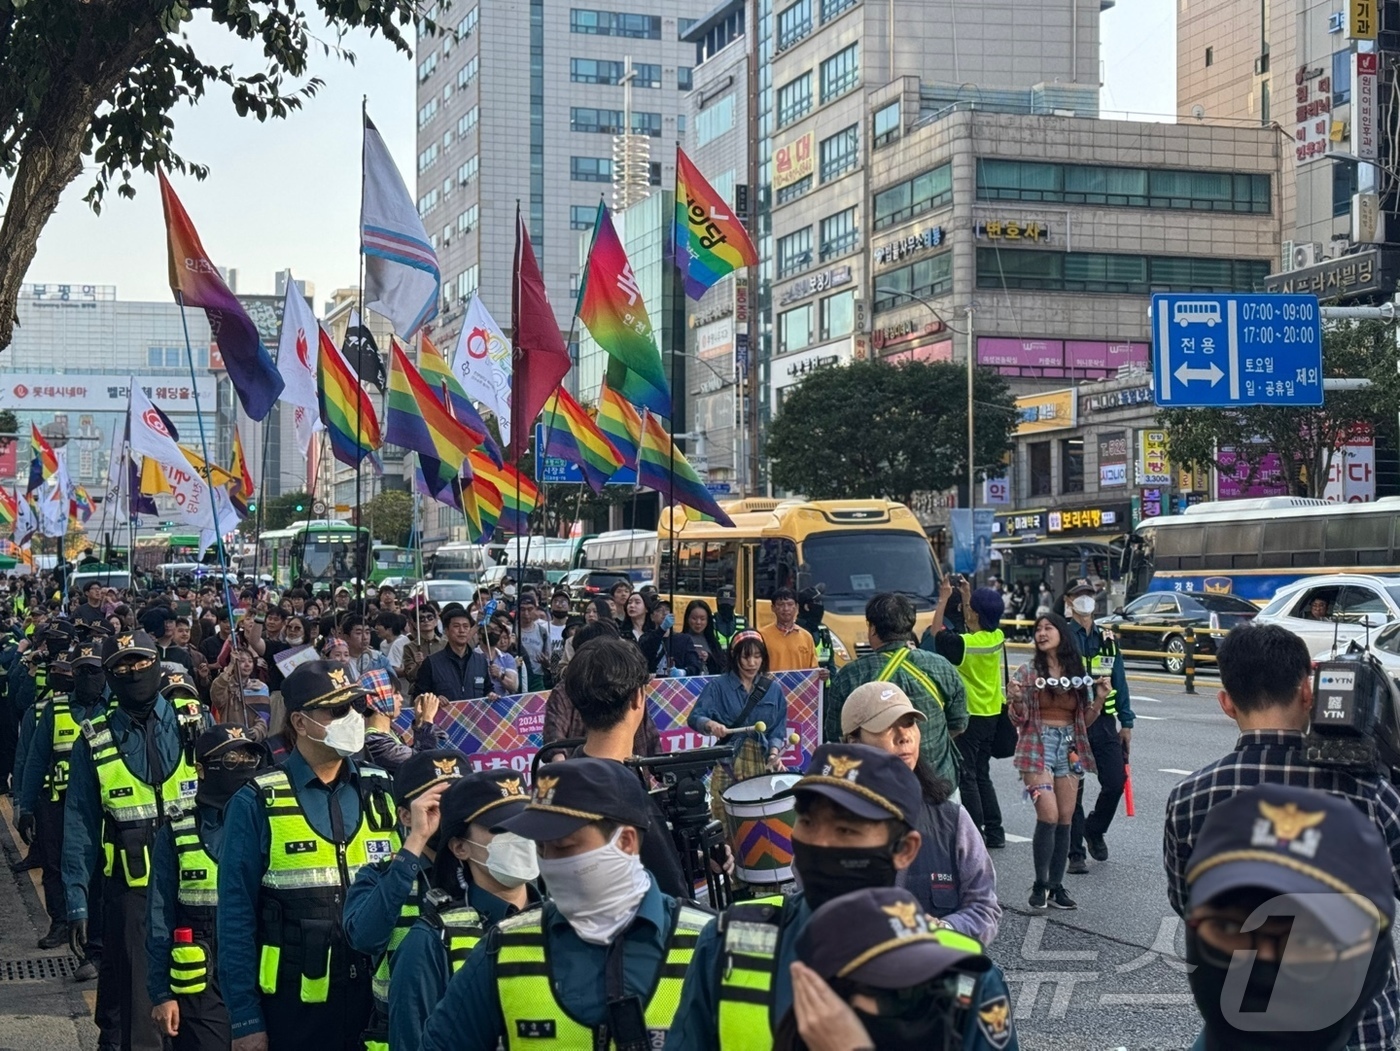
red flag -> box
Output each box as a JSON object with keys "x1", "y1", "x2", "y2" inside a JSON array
[{"x1": 509, "y1": 208, "x2": 572, "y2": 461}]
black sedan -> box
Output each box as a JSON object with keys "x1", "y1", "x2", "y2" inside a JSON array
[{"x1": 1100, "y1": 591, "x2": 1258, "y2": 674}]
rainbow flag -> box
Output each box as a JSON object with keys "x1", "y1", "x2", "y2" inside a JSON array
[
  {"x1": 418, "y1": 334, "x2": 502, "y2": 468},
  {"x1": 674, "y1": 148, "x2": 758, "y2": 301},
  {"x1": 229, "y1": 425, "x2": 254, "y2": 517},
  {"x1": 578, "y1": 202, "x2": 670, "y2": 416},
  {"x1": 0, "y1": 488, "x2": 16, "y2": 531},
  {"x1": 469, "y1": 450, "x2": 537, "y2": 534},
  {"x1": 540, "y1": 387, "x2": 623, "y2": 492},
  {"x1": 386, "y1": 341, "x2": 483, "y2": 474},
  {"x1": 28, "y1": 424, "x2": 57, "y2": 493},
  {"x1": 317, "y1": 324, "x2": 381, "y2": 466},
  {"x1": 471, "y1": 474, "x2": 501, "y2": 542},
  {"x1": 72, "y1": 486, "x2": 95, "y2": 523},
  {"x1": 637, "y1": 411, "x2": 735, "y2": 527},
  {"x1": 597, "y1": 381, "x2": 643, "y2": 470}
]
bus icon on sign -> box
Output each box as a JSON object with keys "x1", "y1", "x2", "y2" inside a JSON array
[{"x1": 1173, "y1": 301, "x2": 1221, "y2": 327}]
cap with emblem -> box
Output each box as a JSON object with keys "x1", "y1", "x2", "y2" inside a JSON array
[
  {"x1": 280, "y1": 659, "x2": 366, "y2": 715},
  {"x1": 495, "y1": 757, "x2": 652, "y2": 842},
  {"x1": 70, "y1": 640, "x2": 103, "y2": 669},
  {"x1": 438, "y1": 770, "x2": 532, "y2": 841},
  {"x1": 798, "y1": 886, "x2": 989, "y2": 986},
  {"x1": 791, "y1": 743, "x2": 923, "y2": 824},
  {"x1": 100, "y1": 630, "x2": 159, "y2": 667},
  {"x1": 393, "y1": 749, "x2": 468, "y2": 806},
  {"x1": 1065, "y1": 578, "x2": 1097, "y2": 598},
  {"x1": 839, "y1": 681, "x2": 927, "y2": 737},
  {"x1": 1187, "y1": 784, "x2": 1395, "y2": 942},
  {"x1": 196, "y1": 725, "x2": 264, "y2": 762},
  {"x1": 160, "y1": 670, "x2": 201, "y2": 702}
]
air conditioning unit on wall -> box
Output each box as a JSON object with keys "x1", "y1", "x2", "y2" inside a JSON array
[{"x1": 1292, "y1": 242, "x2": 1324, "y2": 270}]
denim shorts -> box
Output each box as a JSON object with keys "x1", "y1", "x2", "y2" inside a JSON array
[{"x1": 1039, "y1": 724, "x2": 1076, "y2": 777}]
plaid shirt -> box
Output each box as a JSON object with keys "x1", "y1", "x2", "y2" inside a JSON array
[
  {"x1": 1007, "y1": 661, "x2": 1097, "y2": 776},
  {"x1": 1164, "y1": 729, "x2": 1400, "y2": 1051}
]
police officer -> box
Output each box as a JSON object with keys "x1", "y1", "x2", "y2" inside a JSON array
[
  {"x1": 344, "y1": 747, "x2": 467, "y2": 1051},
  {"x1": 388, "y1": 769, "x2": 540, "y2": 1051},
  {"x1": 1062, "y1": 580, "x2": 1133, "y2": 873},
  {"x1": 63, "y1": 630, "x2": 211, "y2": 1051},
  {"x1": 418, "y1": 758, "x2": 714, "y2": 1051},
  {"x1": 796, "y1": 587, "x2": 837, "y2": 677},
  {"x1": 713, "y1": 586, "x2": 746, "y2": 650},
  {"x1": 147, "y1": 725, "x2": 269, "y2": 1051},
  {"x1": 780, "y1": 887, "x2": 1018, "y2": 1051},
  {"x1": 218, "y1": 660, "x2": 400, "y2": 1051},
  {"x1": 666, "y1": 743, "x2": 926, "y2": 1051}
]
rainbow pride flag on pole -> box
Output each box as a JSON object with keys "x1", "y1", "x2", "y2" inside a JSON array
[
  {"x1": 674, "y1": 148, "x2": 758, "y2": 301},
  {"x1": 540, "y1": 387, "x2": 623, "y2": 492},
  {"x1": 317, "y1": 325, "x2": 381, "y2": 466},
  {"x1": 418, "y1": 333, "x2": 502, "y2": 467},
  {"x1": 0, "y1": 488, "x2": 16, "y2": 532},
  {"x1": 636, "y1": 411, "x2": 735, "y2": 527},
  {"x1": 468, "y1": 450, "x2": 537, "y2": 534},
  {"x1": 596, "y1": 382, "x2": 643, "y2": 470},
  {"x1": 386, "y1": 341, "x2": 483, "y2": 473}
]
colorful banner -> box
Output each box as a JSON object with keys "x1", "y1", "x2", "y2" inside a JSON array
[
  {"x1": 398, "y1": 671, "x2": 823, "y2": 782},
  {"x1": 1136, "y1": 429, "x2": 1172, "y2": 485}
]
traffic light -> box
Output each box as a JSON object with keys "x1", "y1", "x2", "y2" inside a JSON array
[
  {"x1": 247, "y1": 501, "x2": 257, "y2": 512},
  {"x1": 295, "y1": 503, "x2": 304, "y2": 512}
]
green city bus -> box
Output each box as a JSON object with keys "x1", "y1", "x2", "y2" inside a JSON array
[
  {"x1": 371, "y1": 544, "x2": 416, "y2": 585},
  {"x1": 257, "y1": 521, "x2": 372, "y2": 590}
]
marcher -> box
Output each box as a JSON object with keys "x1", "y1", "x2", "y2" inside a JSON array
[
  {"x1": 416, "y1": 758, "x2": 715, "y2": 1051},
  {"x1": 760, "y1": 587, "x2": 816, "y2": 672},
  {"x1": 713, "y1": 586, "x2": 746, "y2": 648},
  {"x1": 412, "y1": 604, "x2": 490, "y2": 702},
  {"x1": 358, "y1": 670, "x2": 446, "y2": 775},
  {"x1": 796, "y1": 587, "x2": 837, "y2": 678},
  {"x1": 146, "y1": 726, "x2": 269, "y2": 1051}
]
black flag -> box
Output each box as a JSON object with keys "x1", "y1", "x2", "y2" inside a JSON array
[{"x1": 342, "y1": 310, "x2": 388, "y2": 391}]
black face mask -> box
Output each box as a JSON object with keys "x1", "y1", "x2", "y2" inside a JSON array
[
  {"x1": 1187, "y1": 925, "x2": 1392, "y2": 1051},
  {"x1": 107, "y1": 663, "x2": 162, "y2": 717},
  {"x1": 72, "y1": 670, "x2": 105, "y2": 707},
  {"x1": 792, "y1": 838, "x2": 900, "y2": 911},
  {"x1": 196, "y1": 763, "x2": 261, "y2": 810}
]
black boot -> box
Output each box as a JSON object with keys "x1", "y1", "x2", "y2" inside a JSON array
[{"x1": 37, "y1": 920, "x2": 68, "y2": 949}]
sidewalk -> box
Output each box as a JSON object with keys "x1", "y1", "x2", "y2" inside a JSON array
[{"x1": 0, "y1": 797, "x2": 98, "y2": 1051}]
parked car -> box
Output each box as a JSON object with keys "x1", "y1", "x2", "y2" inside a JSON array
[
  {"x1": 1101, "y1": 591, "x2": 1259, "y2": 674},
  {"x1": 408, "y1": 579, "x2": 480, "y2": 607},
  {"x1": 1255, "y1": 574, "x2": 1400, "y2": 653},
  {"x1": 480, "y1": 564, "x2": 550, "y2": 592},
  {"x1": 1313, "y1": 621, "x2": 1400, "y2": 674},
  {"x1": 565, "y1": 569, "x2": 635, "y2": 610}
]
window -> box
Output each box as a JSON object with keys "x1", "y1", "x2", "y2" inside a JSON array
[
  {"x1": 417, "y1": 188, "x2": 439, "y2": 217},
  {"x1": 975, "y1": 248, "x2": 1270, "y2": 294},
  {"x1": 820, "y1": 290, "x2": 854, "y2": 340},
  {"x1": 570, "y1": 204, "x2": 597, "y2": 230},
  {"x1": 819, "y1": 206, "x2": 858, "y2": 260},
  {"x1": 820, "y1": 43, "x2": 859, "y2": 102},
  {"x1": 777, "y1": 227, "x2": 813, "y2": 277},
  {"x1": 456, "y1": 266, "x2": 479, "y2": 300},
  {"x1": 976, "y1": 159, "x2": 1271, "y2": 213},
  {"x1": 457, "y1": 106, "x2": 479, "y2": 137},
  {"x1": 776, "y1": 175, "x2": 812, "y2": 204},
  {"x1": 649, "y1": 161, "x2": 662, "y2": 186},
  {"x1": 709, "y1": 168, "x2": 736, "y2": 205},
  {"x1": 571, "y1": 156, "x2": 612, "y2": 182},
  {"x1": 417, "y1": 98, "x2": 439, "y2": 129},
  {"x1": 1060, "y1": 438, "x2": 1084, "y2": 494},
  {"x1": 777, "y1": 74, "x2": 812, "y2": 127},
  {"x1": 1204, "y1": 46, "x2": 1214, "y2": 67},
  {"x1": 417, "y1": 52, "x2": 439, "y2": 82},
  {"x1": 1030, "y1": 442, "x2": 1052, "y2": 496},
  {"x1": 457, "y1": 5, "x2": 478, "y2": 36},
  {"x1": 569, "y1": 9, "x2": 662, "y2": 38},
  {"x1": 570, "y1": 59, "x2": 660, "y2": 86},
  {"x1": 873, "y1": 253, "x2": 952, "y2": 310},
  {"x1": 1333, "y1": 162, "x2": 1358, "y2": 217},
  {"x1": 819, "y1": 125, "x2": 858, "y2": 181},
  {"x1": 443, "y1": 129, "x2": 453, "y2": 150},
  {"x1": 456, "y1": 205, "x2": 479, "y2": 234},
  {"x1": 456, "y1": 155, "x2": 479, "y2": 184},
  {"x1": 873, "y1": 164, "x2": 952, "y2": 229},
  {"x1": 678, "y1": 67, "x2": 693, "y2": 90},
  {"x1": 417, "y1": 143, "x2": 439, "y2": 174},
  {"x1": 778, "y1": 303, "x2": 813, "y2": 352},
  {"x1": 1333, "y1": 50, "x2": 1351, "y2": 105},
  {"x1": 696, "y1": 94, "x2": 737, "y2": 146},
  {"x1": 457, "y1": 55, "x2": 479, "y2": 88},
  {"x1": 873, "y1": 101, "x2": 900, "y2": 147},
  {"x1": 777, "y1": 0, "x2": 812, "y2": 49},
  {"x1": 821, "y1": 0, "x2": 857, "y2": 18},
  {"x1": 570, "y1": 108, "x2": 662, "y2": 135},
  {"x1": 147, "y1": 348, "x2": 164, "y2": 367}
]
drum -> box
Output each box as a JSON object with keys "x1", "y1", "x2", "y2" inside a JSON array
[{"x1": 721, "y1": 773, "x2": 801, "y2": 885}]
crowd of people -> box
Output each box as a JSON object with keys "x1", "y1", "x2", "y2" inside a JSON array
[{"x1": 0, "y1": 561, "x2": 1393, "y2": 1051}]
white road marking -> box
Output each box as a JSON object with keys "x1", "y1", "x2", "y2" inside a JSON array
[
  {"x1": 1159, "y1": 768, "x2": 1193, "y2": 775},
  {"x1": 1134, "y1": 696, "x2": 1163, "y2": 703},
  {"x1": 1133, "y1": 714, "x2": 1166, "y2": 721},
  {"x1": 1003, "y1": 833, "x2": 1032, "y2": 843}
]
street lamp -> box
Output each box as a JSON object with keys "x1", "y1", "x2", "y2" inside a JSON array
[
  {"x1": 675, "y1": 350, "x2": 742, "y2": 491},
  {"x1": 873, "y1": 287, "x2": 977, "y2": 511}
]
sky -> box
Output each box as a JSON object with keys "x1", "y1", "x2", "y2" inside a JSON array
[{"x1": 17, "y1": 0, "x2": 1178, "y2": 308}]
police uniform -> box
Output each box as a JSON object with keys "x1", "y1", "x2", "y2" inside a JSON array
[
  {"x1": 387, "y1": 769, "x2": 539, "y2": 1051},
  {"x1": 145, "y1": 723, "x2": 268, "y2": 1051},
  {"x1": 217, "y1": 661, "x2": 401, "y2": 1050},
  {"x1": 346, "y1": 748, "x2": 468, "y2": 1051},
  {"x1": 62, "y1": 631, "x2": 210, "y2": 1051},
  {"x1": 713, "y1": 587, "x2": 747, "y2": 651},
  {"x1": 417, "y1": 758, "x2": 713, "y2": 1051}
]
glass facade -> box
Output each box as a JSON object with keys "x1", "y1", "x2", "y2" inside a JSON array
[
  {"x1": 976, "y1": 159, "x2": 1271, "y2": 213},
  {"x1": 975, "y1": 248, "x2": 1271, "y2": 293},
  {"x1": 873, "y1": 165, "x2": 952, "y2": 229}
]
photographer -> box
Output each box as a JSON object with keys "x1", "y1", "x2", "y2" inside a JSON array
[{"x1": 1164, "y1": 622, "x2": 1400, "y2": 1051}]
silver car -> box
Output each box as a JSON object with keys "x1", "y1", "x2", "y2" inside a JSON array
[{"x1": 1255, "y1": 574, "x2": 1400, "y2": 653}]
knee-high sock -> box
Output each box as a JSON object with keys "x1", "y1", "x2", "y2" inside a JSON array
[
  {"x1": 1033, "y1": 820, "x2": 1056, "y2": 886},
  {"x1": 1051, "y1": 822, "x2": 1071, "y2": 886}
]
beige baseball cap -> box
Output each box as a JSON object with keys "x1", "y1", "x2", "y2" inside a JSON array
[{"x1": 840, "y1": 681, "x2": 927, "y2": 737}]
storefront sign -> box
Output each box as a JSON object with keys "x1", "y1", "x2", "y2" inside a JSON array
[
  {"x1": 1350, "y1": 0, "x2": 1378, "y2": 39},
  {"x1": 0, "y1": 373, "x2": 217, "y2": 412},
  {"x1": 734, "y1": 277, "x2": 749, "y2": 324},
  {"x1": 1014, "y1": 389, "x2": 1077, "y2": 435},
  {"x1": 995, "y1": 510, "x2": 1045, "y2": 540},
  {"x1": 983, "y1": 476, "x2": 1010, "y2": 505},
  {"x1": 777, "y1": 264, "x2": 852, "y2": 306},
  {"x1": 773, "y1": 132, "x2": 814, "y2": 190},
  {"x1": 909, "y1": 489, "x2": 957, "y2": 527},
  {"x1": 1217, "y1": 446, "x2": 1290, "y2": 500},
  {"x1": 974, "y1": 219, "x2": 1050, "y2": 243},
  {"x1": 872, "y1": 227, "x2": 944, "y2": 266},
  {"x1": 1140, "y1": 487, "x2": 1166, "y2": 519},
  {"x1": 20, "y1": 284, "x2": 115, "y2": 302},
  {"x1": 1324, "y1": 424, "x2": 1376, "y2": 503},
  {"x1": 873, "y1": 317, "x2": 944, "y2": 349},
  {"x1": 1264, "y1": 248, "x2": 1392, "y2": 301},
  {"x1": 883, "y1": 340, "x2": 953, "y2": 364},
  {"x1": 1354, "y1": 53, "x2": 1379, "y2": 159},
  {"x1": 1047, "y1": 505, "x2": 1124, "y2": 533},
  {"x1": 1066, "y1": 341, "x2": 1149, "y2": 370},
  {"x1": 1098, "y1": 431, "x2": 1128, "y2": 488},
  {"x1": 1295, "y1": 65, "x2": 1334, "y2": 162},
  {"x1": 770, "y1": 338, "x2": 854, "y2": 406},
  {"x1": 1137, "y1": 429, "x2": 1171, "y2": 485},
  {"x1": 979, "y1": 338, "x2": 1064, "y2": 368},
  {"x1": 1084, "y1": 386, "x2": 1153, "y2": 413}
]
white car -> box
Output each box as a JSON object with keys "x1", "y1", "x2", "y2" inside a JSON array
[
  {"x1": 1255, "y1": 574, "x2": 1400, "y2": 653},
  {"x1": 408, "y1": 579, "x2": 481, "y2": 607},
  {"x1": 1312, "y1": 622, "x2": 1400, "y2": 674}
]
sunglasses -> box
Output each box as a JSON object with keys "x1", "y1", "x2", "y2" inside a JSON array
[{"x1": 111, "y1": 657, "x2": 155, "y2": 676}]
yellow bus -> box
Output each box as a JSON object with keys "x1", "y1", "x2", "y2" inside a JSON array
[{"x1": 656, "y1": 498, "x2": 941, "y2": 666}]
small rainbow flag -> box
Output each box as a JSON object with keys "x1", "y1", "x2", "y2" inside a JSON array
[
  {"x1": 471, "y1": 474, "x2": 501, "y2": 542},
  {"x1": 597, "y1": 381, "x2": 643, "y2": 470},
  {"x1": 0, "y1": 488, "x2": 16, "y2": 531},
  {"x1": 418, "y1": 333, "x2": 503, "y2": 467},
  {"x1": 72, "y1": 486, "x2": 95, "y2": 524},
  {"x1": 317, "y1": 324, "x2": 381, "y2": 466},
  {"x1": 386, "y1": 341, "x2": 483, "y2": 473},
  {"x1": 637, "y1": 411, "x2": 734, "y2": 527},
  {"x1": 674, "y1": 148, "x2": 758, "y2": 301},
  {"x1": 468, "y1": 450, "x2": 537, "y2": 534},
  {"x1": 540, "y1": 386, "x2": 623, "y2": 492},
  {"x1": 28, "y1": 424, "x2": 57, "y2": 493}
]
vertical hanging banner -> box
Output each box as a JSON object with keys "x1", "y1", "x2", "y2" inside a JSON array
[
  {"x1": 1350, "y1": 0, "x2": 1377, "y2": 39},
  {"x1": 1354, "y1": 52, "x2": 1379, "y2": 159}
]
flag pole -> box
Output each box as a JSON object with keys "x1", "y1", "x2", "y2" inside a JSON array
[
  {"x1": 252, "y1": 270, "x2": 296, "y2": 584},
  {"x1": 667, "y1": 142, "x2": 682, "y2": 606},
  {"x1": 356, "y1": 97, "x2": 369, "y2": 597},
  {"x1": 173, "y1": 301, "x2": 237, "y2": 618},
  {"x1": 513, "y1": 202, "x2": 524, "y2": 590}
]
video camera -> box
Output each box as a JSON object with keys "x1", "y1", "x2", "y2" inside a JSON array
[{"x1": 1305, "y1": 647, "x2": 1400, "y2": 779}]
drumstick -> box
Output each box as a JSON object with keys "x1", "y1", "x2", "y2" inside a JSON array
[{"x1": 727, "y1": 720, "x2": 768, "y2": 735}]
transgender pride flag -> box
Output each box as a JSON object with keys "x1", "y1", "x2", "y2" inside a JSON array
[{"x1": 361, "y1": 115, "x2": 441, "y2": 340}]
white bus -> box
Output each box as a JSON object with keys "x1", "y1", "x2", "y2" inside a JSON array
[
  {"x1": 428, "y1": 542, "x2": 489, "y2": 582},
  {"x1": 581, "y1": 530, "x2": 658, "y2": 581}
]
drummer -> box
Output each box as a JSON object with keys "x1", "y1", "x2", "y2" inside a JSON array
[{"x1": 689, "y1": 630, "x2": 789, "y2": 824}]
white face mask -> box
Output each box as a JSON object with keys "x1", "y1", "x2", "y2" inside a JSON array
[
  {"x1": 469, "y1": 832, "x2": 540, "y2": 889},
  {"x1": 537, "y1": 828, "x2": 650, "y2": 945},
  {"x1": 1072, "y1": 596, "x2": 1097, "y2": 615},
  {"x1": 303, "y1": 711, "x2": 365, "y2": 758},
  {"x1": 504, "y1": 585, "x2": 517, "y2": 597}
]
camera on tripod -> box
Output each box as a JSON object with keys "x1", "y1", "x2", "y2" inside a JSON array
[
  {"x1": 1306, "y1": 647, "x2": 1400, "y2": 779},
  {"x1": 624, "y1": 746, "x2": 734, "y2": 910}
]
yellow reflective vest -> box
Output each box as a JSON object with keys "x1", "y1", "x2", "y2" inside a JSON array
[
  {"x1": 957, "y1": 629, "x2": 1006, "y2": 717},
  {"x1": 41, "y1": 695, "x2": 82, "y2": 801}
]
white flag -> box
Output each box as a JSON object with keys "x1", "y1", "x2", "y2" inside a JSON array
[
  {"x1": 15, "y1": 494, "x2": 36, "y2": 546},
  {"x1": 361, "y1": 116, "x2": 440, "y2": 339},
  {"x1": 127, "y1": 381, "x2": 238, "y2": 540},
  {"x1": 276, "y1": 280, "x2": 323, "y2": 457},
  {"x1": 452, "y1": 294, "x2": 513, "y2": 445},
  {"x1": 38, "y1": 480, "x2": 66, "y2": 538},
  {"x1": 53, "y1": 447, "x2": 77, "y2": 507}
]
